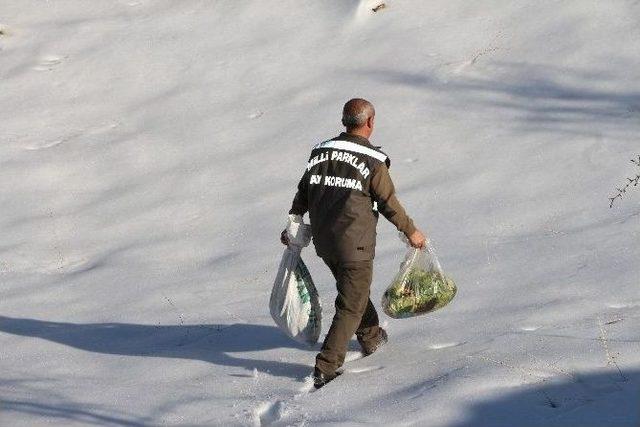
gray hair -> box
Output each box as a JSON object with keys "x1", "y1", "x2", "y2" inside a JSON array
[{"x1": 342, "y1": 98, "x2": 375, "y2": 128}]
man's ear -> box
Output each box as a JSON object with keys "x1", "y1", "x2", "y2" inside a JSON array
[{"x1": 367, "y1": 115, "x2": 375, "y2": 129}]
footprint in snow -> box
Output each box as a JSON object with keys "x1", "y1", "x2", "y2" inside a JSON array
[
  {"x1": 429, "y1": 342, "x2": 466, "y2": 349},
  {"x1": 248, "y1": 111, "x2": 264, "y2": 119},
  {"x1": 253, "y1": 400, "x2": 285, "y2": 426},
  {"x1": 24, "y1": 123, "x2": 118, "y2": 151},
  {"x1": 33, "y1": 54, "x2": 65, "y2": 71},
  {"x1": 295, "y1": 376, "x2": 316, "y2": 397},
  {"x1": 607, "y1": 302, "x2": 628, "y2": 309},
  {"x1": 347, "y1": 365, "x2": 383, "y2": 374},
  {"x1": 24, "y1": 139, "x2": 64, "y2": 151}
]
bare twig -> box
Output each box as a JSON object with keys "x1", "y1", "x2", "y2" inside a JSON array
[
  {"x1": 469, "y1": 353, "x2": 560, "y2": 408},
  {"x1": 609, "y1": 155, "x2": 640, "y2": 208},
  {"x1": 163, "y1": 295, "x2": 185, "y2": 326},
  {"x1": 163, "y1": 295, "x2": 191, "y2": 346},
  {"x1": 596, "y1": 317, "x2": 628, "y2": 382}
]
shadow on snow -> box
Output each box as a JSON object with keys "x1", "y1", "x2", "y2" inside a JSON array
[
  {"x1": 0, "y1": 315, "x2": 313, "y2": 380},
  {"x1": 451, "y1": 369, "x2": 640, "y2": 427}
]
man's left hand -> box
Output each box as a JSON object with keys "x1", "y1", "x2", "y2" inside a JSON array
[
  {"x1": 280, "y1": 229, "x2": 289, "y2": 246},
  {"x1": 408, "y1": 229, "x2": 427, "y2": 249}
]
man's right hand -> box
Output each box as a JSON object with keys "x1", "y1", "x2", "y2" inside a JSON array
[{"x1": 408, "y1": 229, "x2": 427, "y2": 249}]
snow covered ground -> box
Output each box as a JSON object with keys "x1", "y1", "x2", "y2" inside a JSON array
[{"x1": 1, "y1": 1, "x2": 639, "y2": 426}]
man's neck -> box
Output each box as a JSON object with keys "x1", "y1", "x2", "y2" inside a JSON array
[{"x1": 344, "y1": 129, "x2": 371, "y2": 140}]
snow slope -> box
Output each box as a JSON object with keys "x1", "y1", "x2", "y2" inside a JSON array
[{"x1": 1, "y1": 1, "x2": 639, "y2": 426}]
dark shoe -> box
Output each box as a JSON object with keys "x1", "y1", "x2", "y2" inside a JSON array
[
  {"x1": 313, "y1": 367, "x2": 342, "y2": 389},
  {"x1": 360, "y1": 328, "x2": 388, "y2": 356}
]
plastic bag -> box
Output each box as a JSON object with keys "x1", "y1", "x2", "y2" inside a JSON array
[
  {"x1": 269, "y1": 215, "x2": 322, "y2": 345},
  {"x1": 381, "y1": 239, "x2": 457, "y2": 319}
]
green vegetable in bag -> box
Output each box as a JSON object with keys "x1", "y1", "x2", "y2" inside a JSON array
[{"x1": 382, "y1": 244, "x2": 457, "y2": 319}]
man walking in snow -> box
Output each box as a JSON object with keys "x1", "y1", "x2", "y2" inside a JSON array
[{"x1": 282, "y1": 98, "x2": 427, "y2": 388}]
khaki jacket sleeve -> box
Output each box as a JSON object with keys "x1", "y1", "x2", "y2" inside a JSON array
[
  {"x1": 369, "y1": 163, "x2": 417, "y2": 236},
  {"x1": 288, "y1": 170, "x2": 309, "y2": 216}
]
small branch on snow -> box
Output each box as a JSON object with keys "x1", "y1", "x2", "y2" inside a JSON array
[
  {"x1": 163, "y1": 295, "x2": 185, "y2": 326},
  {"x1": 163, "y1": 295, "x2": 193, "y2": 346},
  {"x1": 608, "y1": 155, "x2": 640, "y2": 208},
  {"x1": 469, "y1": 354, "x2": 560, "y2": 408},
  {"x1": 596, "y1": 317, "x2": 628, "y2": 382}
]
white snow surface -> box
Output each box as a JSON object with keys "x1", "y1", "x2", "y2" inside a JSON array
[{"x1": 1, "y1": 1, "x2": 639, "y2": 426}]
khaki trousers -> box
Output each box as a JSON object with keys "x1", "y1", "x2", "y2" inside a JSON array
[{"x1": 315, "y1": 257, "x2": 380, "y2": 375}]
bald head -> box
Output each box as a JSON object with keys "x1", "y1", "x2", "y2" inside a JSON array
[{"x1": 342, "y1": 98, "x2": 375, "y2": 132}]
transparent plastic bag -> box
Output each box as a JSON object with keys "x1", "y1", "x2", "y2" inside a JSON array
[
  {"x1": 381, "y1": 239, "x2": 456, "y2": 319},
  {"x1": 269, "y1": 215, "x2": 322, "y2": 345}
]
